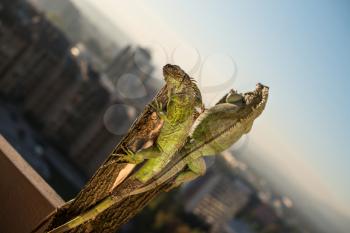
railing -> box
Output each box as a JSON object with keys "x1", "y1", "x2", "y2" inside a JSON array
[{"x1": 0, "y1": 135, "x2": 64, "y2": 233}]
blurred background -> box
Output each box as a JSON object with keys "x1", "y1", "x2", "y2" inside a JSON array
[{"x1": 0, "y1": 0, "x2": 349, "y2": 233}]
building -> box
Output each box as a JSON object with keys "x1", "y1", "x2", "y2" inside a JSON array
[
  {"x1": 105, "y1": 46, "x2": 154, "y2": 83},
  {"x1": 105, "y1": 46, "x2": 159, "y2": 111},
  {"x1": 0, "y1": 0, "x2": 116, "y2": 176},
  {"x1": 0, "y1": 0, "x2": 70, "y2": 102},
  {"x1": 24, "y1": 59, "x2": 111, "y2": 152},
  {"x1": 0, "y1": 25, "x2": 27, "y2": 80},
  {"x1": 69, "y1": 108, "x2": 124, "y2": 176},
  {"x1": 184, "y1": 166, "x2": 253, "y2": 233},
  {"x1": 0, "y1": 0, "x2": 161, "y2": 178}
]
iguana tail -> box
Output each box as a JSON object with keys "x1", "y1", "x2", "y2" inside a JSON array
[{"x1": 47, "y1": 196, "x2": 116, "y2": 233}]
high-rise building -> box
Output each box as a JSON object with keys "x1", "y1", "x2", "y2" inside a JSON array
[
  {"x1": 0, "y1": 25, "x2": 27, "y2": 79},
  {"x1": 0, "y1": 0, "x2": 162, "y2": 178},
  {"x1": 0, "y1": 1, "x2": 70, "y2": 102},
  {"x1": 105, "y1": 46, "x2": 159, "y2": 111},
  {"x1": 106, "y1": 46, "x2": 154, "y2": 82},
  {"x1": 0, "y1": 1, "x2": 116, "y2": 175},
  {"x1": 184, "y1": 167, "x2": 252, "y2": 233},
  {"x1": 69, "y1": 111, "x2": 123, "y2": 176},
  {"x1": 33, "y1": 62, "x2": 111, "y2": 151}
]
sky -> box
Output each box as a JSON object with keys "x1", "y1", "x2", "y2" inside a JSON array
[{"x1": 81, "y1": 0, "x2": 350, "y2": 224}]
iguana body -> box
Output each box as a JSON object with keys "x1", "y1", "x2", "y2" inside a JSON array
[
  {"x1": 47, "y1": 83, "x2": 269, "y2": 233},
  {"x1": 118, "y1": 64, "x2": 202, "y2": 183}
]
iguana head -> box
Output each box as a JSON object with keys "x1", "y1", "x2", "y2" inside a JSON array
[
  {"x1": 225, "y1": 83, "x2": 268, "y2": 107},
  {"x1": 242, "y1": 83, "x2": 269, "y2": 112},
  {"x1": 233, "y1": 83, "x2": 269, "y2": 133},
  {"x1": 163, "y1": 64, "x2": 203, "y2": 108},
  {"x1": 190, "y1": 83, "x2": 268, "y2": 143},
  {"x1": 163, "y1": 64, "x2": 196, "y2": 91},
  {"x1": 243, "y1": 83, "x2": 269, "y2": 119},
  {"x1": 163, "y1": 64, "x2": 187, "y2": 84}
]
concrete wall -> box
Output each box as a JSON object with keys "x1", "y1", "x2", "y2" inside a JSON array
[{"x1": 0, "y1": 135, "x2": 64, "y2": 233}]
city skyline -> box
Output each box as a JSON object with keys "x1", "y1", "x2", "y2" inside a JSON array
[{"x1": 1, "y1": 0, "x2": 349, "y2": 232}]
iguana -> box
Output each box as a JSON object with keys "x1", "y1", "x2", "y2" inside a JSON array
[
  {"x1": 46, "y1": 83, "x2": 269, "y2": 233},
  {"x1": 31, "y1": 64, "x2": 202, "y2": 233},
  {"x1": 113, "y1": 64, "x2": 203, "y2": 185}
]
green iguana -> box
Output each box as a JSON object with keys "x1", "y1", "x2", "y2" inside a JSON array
[
  {"x1": 31, "y1": 64, "x2": 202, "y2": 233},
  {"x1": 112, "y1": 64, "x2": 203, "y2": 186},
  {"x1": 46, "y1": 83, "x2": 269, "y2": 233}
]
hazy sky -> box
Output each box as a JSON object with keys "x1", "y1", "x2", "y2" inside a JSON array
[{"x1": 82, "y1": 0, "x2": 350, "y2": 219}]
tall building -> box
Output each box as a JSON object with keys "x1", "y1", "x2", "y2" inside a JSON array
[
  {"x1": 0, "y1": 44, "x2": 66, "y2": 101},
  {"x1": 0, "y1": 0, "x2": 161, "y2": 178},
  {"x1": 0, "y1": 1, "x2": 70, "y2": 102},
  {"x1": 184, "y1": 167, "x2": 253, "y2": 233},
  {"x1": 105, "y1": 46, "x2": 154, "y2": 82},
  {"x1": 0, "y1": 1, "x2": 116, "y2": 176},
  {"x1": 0, "y1": 25, "x2": 27, "y2": 79},
  {"x1": 105, "y1": 46, "x2": 159, "y2": 111},
  {"x1": 29, "y1": 61, "x2": 111, "y2": 150},
  {"x1": 69, "y1": 109, "x2": 124, "y2": 176},
  {"x1": 23, "y1": 54, "x2": 77, "y2": 123}
]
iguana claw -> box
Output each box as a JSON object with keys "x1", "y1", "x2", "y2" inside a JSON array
[
  {"x1": 117, "y1": 145, "x2": 144, "y2": 164},
  {"x1": 150, "y1": 100, "x2": 167, "y2": 120}
]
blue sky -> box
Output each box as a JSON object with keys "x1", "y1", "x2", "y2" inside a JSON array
[{"x1": 82, "y1": 0, "x2": 350, "y2": 218}]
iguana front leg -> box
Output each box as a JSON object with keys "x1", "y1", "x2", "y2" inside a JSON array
[
  {"x1": 116, "y1": 145, "x2": 162, "y2": 164},
  {"x1": 164, "y1": 157, "x2": 206, "y2": 191},
  {"x1": 111, "y1": 100, "x2": 168, "y2": 164}
]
